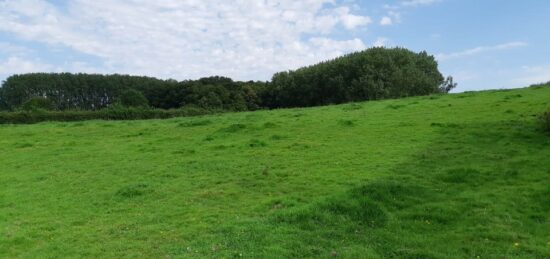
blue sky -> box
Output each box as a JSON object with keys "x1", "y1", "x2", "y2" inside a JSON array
[{"x1": 1, "y1": 0, "x2": 549, "y2": 92}]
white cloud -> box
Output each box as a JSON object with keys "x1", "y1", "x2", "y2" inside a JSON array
[
  {"x1": 385, "y1": 0, "x2": 441, "y2": 9},
  {"x1": 401, "y1": 0, "x2": 441, "y2": 7},
  {"x1": 0, "y1": 42, "x2": 33, "y2": 56},
  {"x1": 0, "y1": 56, "x2": 53, "y2": 78},
  {"x1": 0, "y1": 0, "x2": 372, "y2": 81},
  {"x1": 373, "y1": 37, "x2": 390, "y2": 47},
  {"x1": 335, "y1": 7, "x2": 372, "y2": 29},
  {"x1": 436, "y1": 41, "x2": 528, "y2": 61},
  {"x1": 380, "y1": 16, "x2": 393, "y2": 26},
  {"x1": 515, "y1": 65, "x2": 550, "y2": 85},
  {"x1": 0, "y1": 41, "x2": 53, "y2": 79},
  {"x1": 382, "y1": 0, "x2": 438, "y2": 25},
  {"x1": 387, "y1": 11, "x2": 402, "y2": 24}
]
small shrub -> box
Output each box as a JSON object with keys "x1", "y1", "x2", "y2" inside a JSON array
[
  {"x1": 20, "y1": 97, "x2": 56, "y2": 111},
  {"x1": 529, "y1": 81, "x2": 550, "y2": 89},
  {"x1": 439, "y1": 76, "x2": 457, "y2": 93}
]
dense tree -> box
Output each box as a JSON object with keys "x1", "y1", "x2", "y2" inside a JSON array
[
  {"x1": 119, "y1": 89, "x2": 149, "y2": 108},
  {"x1": 0, "y1": 47, "x2": 450, "y2": 113},
  {"x1": 264, "y1": 47, "x2": 445, "y2": 108},
  {"x1": 0, "y1": 73, "x2": 162, "y2": 110},
  {"x1": 0, "y1": 73, "x2": 264, "y2": 112},
  {"x1": 20, "y1": 97, "x2": 56, "y2": 111}
]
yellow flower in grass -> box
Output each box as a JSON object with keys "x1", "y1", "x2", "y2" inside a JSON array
[{"x1": 514, "y1": 242, "x2": 520, "y2": 247}]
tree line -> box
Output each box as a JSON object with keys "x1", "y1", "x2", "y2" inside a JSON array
[
  {"x1": 0, "y1": 74, "x2": 265, "y2": 111},
  {"x1": 0, "y1": 47, "x2": 455, "y2": 112}
]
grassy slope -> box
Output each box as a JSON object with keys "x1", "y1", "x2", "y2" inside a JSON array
[{"x1": 1, "y1": 85, "x2": 549, "y2": 258}]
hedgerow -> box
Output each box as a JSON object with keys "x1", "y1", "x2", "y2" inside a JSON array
[{"x1": 0, "y1": 106, "x2": 212, "y2": 124}]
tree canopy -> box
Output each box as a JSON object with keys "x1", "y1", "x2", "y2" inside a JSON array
[
  {"x1": 263, "y1": 47, "x2": 445, "y2": 108},
  {"x1": 0, "y1": 47, "x2": 450, "y2": 112}
]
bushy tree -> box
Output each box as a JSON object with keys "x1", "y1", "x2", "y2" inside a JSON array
[
  {"x1": 0, "y1": 73, "x2": 163, "y2": 110},
  {"x1": 119, "y1": 89, "x2": 149, "y2": 108},
  {"x1": 20, "y1": 97, "x2": 56, "y2": 111},
  {"x1": 439, "y1": 76, "x2": 458, "y2": 93},
  {"x1": 266, "y1": 47, "x2": 446, "y2": 108},
  {"x1": 0, "y1": 47, "x2": 448, "y2": 113},
  {"x1": 0, "y1": 73, "x2": 263, "y2": 111}
]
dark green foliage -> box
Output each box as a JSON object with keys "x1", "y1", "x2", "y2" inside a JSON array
[
  {"x1": 146, "y1": 76, "x2": 264, "y2": 111},
  {"x1": 0, "y1": 73, "x2": 145, "y2": 110},
  {"x1": 0, "y1": 47, "x2": 449, "y2": 119},
  {"x1": 264, "y1": 47, "x2": 445, "y2": 108},
  {"x1": 119, "y1": 89, "x2": 149, "y2": 108},
  {"x1": 529, "y1": 81, "x2": 550, "y2": 88},
  {"x1": 439, "y1": 76, "x2": 457, "y2": 93},
  {"x1": 20, "y1": 97, "x2": 56, "y2": 111},
  {"x1": 0, "y1": 107, "x2": 212, "y2": 124},
  {"x1": 0, "y1": 73, "x2": 264, "y2": 112}
]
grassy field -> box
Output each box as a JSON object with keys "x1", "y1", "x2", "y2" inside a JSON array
[{"x1": 1, "y1": 85, "x2": 550, "y2": 258}]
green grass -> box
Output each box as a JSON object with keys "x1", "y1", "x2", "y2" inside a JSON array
[{"x1": 1, "y1": 86, "x2": 550, "y2": 258}]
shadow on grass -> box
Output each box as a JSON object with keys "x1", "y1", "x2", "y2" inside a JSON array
[{"x1": 180, "y1": 119, "x2": 550, "y2": 258}]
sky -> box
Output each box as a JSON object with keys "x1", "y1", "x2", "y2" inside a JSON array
[{"x1": 0, "y1": 0, "x2": 549, "y2": 92}]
